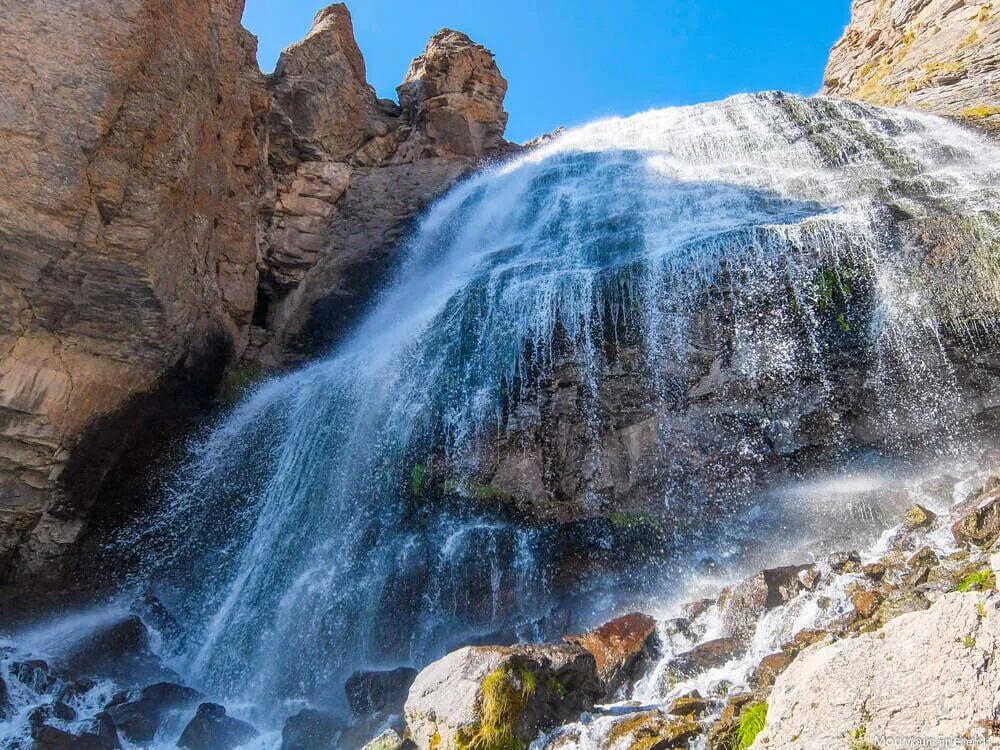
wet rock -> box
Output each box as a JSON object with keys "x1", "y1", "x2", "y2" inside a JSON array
[
  {"x1": 57, "y1": 678, "x2": 97, "y2": 703},
  {"x1": 904, "y1": 504, "x2": 937, "y2": 530},
  {"x1": 361, "y1": 728, "x2": 410, "y2": 750},
  {"x1": 605, "y1": 709, "x2": 701, "y2": 749},
  {"x1": 786, "y1": 628, "x2": 830, "y2": 652},
  {"x1": 719, "y1": 565, "x2": 815, "y2": 640},
  {"x1": 52, "y1": 701, "x2": 76, "y2": 721},
  {"x1": 663, "y1": 637, "x2": 745, "y2": 688},
  {"x1": 177, "y1": 702, "x2": 258, "y2": 750},
  {"x1": 750, "y1": 651, "x2": 794, "y2": 689},
  {"x1": 851, "y1": 589, "x2": 882, "y2": 618},
  {"x1": 404, "y1": 644, "x2": 601, "y2": 750},
  {"x1": 89, "y1": 713, "x2": 121, "y2": 750},
  {"x1": 682, "y1": 599, "x2": 715, "y2": 620},
  {"x1": 31, "y1": 725, "x2": 78, "y2": 748},
  {"x1": 953, "y1": 495, "x2": 1000, "y2": 547},
  {"x1": 862, "y1": 562, "x2": 886, "y2": 581},
  {"x1": 707, "y1": 694, "x2": 756, "y2": 750},
  {"x1": 106, "y1": 682, "x2": 201, "y2": 744},
  {"x1": 564, "y1": 612, "x2": 659, "y2": 697},
  {"x1": 64, "y1": 615, "x2": 163, "y2": 683},
  {"x1": 757, "y1": 592, "x2": 1000, "y2": 747},
  {"x1": 0, "y1": 673, "x2": 7, "y2": 719},
  {"x1": 827, "y1": 550, "x2": 861, "y2": 574},
  {"x1": 345, "y1": 667, "x2": 418, "y2": 717},
  {"x1": 132, "y1": 594, "x2": 182, "y2": 643},
  {"x1": 280, "y1": 708, "x2": 341, "y2": 750},
  {"x1": 666, "y1": 691, "x2": 708, "y2": 717},
  {"x1": 11, "y1": 659, "x2": 54, "y2": 693}
]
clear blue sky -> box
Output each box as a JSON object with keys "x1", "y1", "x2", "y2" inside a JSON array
[{"x1": 242, "y1": 1, "x2": 852, "y2": 143}]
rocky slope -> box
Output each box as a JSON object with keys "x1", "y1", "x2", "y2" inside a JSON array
[
  {"x1": 0, "y1": 2, "x2": 512, "y2": 583},
  {"x1": 823, "y1": 0, "x2": 1000, "y2": 129}
]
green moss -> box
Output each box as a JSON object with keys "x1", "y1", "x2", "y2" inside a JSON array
[
  {"x1": 847, "y1": 724, "x2": 881, "y2": 750},
  {"x1": 962, "y1": 104, "x2": 1000, "y2": 120},
  {"x1": 963, "y1": 633, "x2": 976, "y2": 649},
  {"x1": 956, "y1": 568, "x2": 995, "y2": 592},
  {"x1": 608, "y1": 511, "x2": 662, "y2": 530},
  {"x1": 216, "y1": 361, "x2": 263, "y2": 405},
  {"x1": 444, "y1": 479, "x2": 516, "y2": 507},
  {"x1": 459, "y1": 664, "x2": 536, "y2": 750},
  {"x1": 976, "y1": 602, "x2": 988, "y2": 618},
  {"x1": 411, "y1": 463, "x2": 428, "y2": 496},
  {"x1": 735, "y1": 702, "x2": 767, "y2": 750}
]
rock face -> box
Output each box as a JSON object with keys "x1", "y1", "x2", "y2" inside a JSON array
[
  {"x1": 0, "y1": 1, "x2": 513, "y2": 583},
  {"x1": 403, "y1": 644, "x2": 601, "y2": 750},
  {"x1": 252, "y1": 6, "x2": 514, "y2": 367},
  {"x1": 755, "y1": 591, "x2": 1000, "y2": 748},
  {"x1": 565, "y1": 613, "x2": 659, "y2": 697},
  {"x1": 0, "y1": 0, "x2": 268, "y2": 581},
  {"x1": 823, "y1": 0, "x2": 1000, "y2": 129}
]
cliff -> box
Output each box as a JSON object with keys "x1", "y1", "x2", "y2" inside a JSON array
[
  {"x1": 0, "y1": 0, "x2": 268, "y2": 580},
  {"x1": 0, "y1": 2, "x2": 512, "y2": 583},
  {"x1": 823, "y1": 0, "x2": 1000, "y2": 129}
]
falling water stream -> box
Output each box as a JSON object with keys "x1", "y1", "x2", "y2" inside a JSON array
[{"x1": 3, "y1": 93, "x2": 1000, "y2": 747}]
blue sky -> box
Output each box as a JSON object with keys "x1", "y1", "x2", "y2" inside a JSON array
[{"x1": 243, "y1": 1, "x2": 852, "y2": 143}]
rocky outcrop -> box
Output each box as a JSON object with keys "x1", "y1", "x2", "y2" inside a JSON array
[
  {"x1": 404, "y1": 644, "x2": 601, "y2": 750},
  {"x1": 0, "y1": 0, "x2": 268, "y2": 581},
  {"x1": 565, "y1": 613, "x2": 659, "y2": 698},
  {"x1": 0, "y1": 1, "x2": 513, "y2": 583},
  {"x1": 823, "y1": 0, "x2": 1000, "y2": 129},
  {"x1": 252, "y1": 6, "x2": 514, "y2": 367},
  {"x1": 755, "y1": 591, "x2": 1000, "y2": 748}
]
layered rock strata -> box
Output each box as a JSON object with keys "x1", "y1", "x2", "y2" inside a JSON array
[
  {"x1": 0, "y1": 1, "x2": 513, "y2": 582},
  {"x1": 824, "y1": 0, "x2": 1000, "y2": 129}
]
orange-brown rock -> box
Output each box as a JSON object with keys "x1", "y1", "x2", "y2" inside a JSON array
[
  {"x1": 394, "y1": 29, "x2": 511, "y2": 161},
  {"x1": 823, "y1": 0, "x2": 1000, "y2": 130},
  {"x1": 0, "y1": 0, "x2": 268, "y2": 580},
  {"x1": 565, "y1": 613, "x2": 659, "y2": 697},
  {"x1": 251, "y1": 7, "x2": 515, "y2": 367}
]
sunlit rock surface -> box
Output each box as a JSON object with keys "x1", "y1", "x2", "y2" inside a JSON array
[{"x1": 824, "y1": 0, "x2": 1000, "y2": 130}]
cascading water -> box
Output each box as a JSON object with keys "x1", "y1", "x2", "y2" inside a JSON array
[{"x1": 4, "y1": 92, "x2": 1000, "y2": 747}]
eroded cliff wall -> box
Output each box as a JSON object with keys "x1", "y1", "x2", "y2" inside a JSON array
[
  {"x1": 0, "y1": 2, "x2": 513, "y2": 583},
  {"x1": 0, "y1": 0, "x2": 269, "y2": 579},
  {"x1": 823, "y1": 0, "x2": 1000, "y2": 129}
]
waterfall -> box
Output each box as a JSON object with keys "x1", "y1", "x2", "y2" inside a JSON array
[{"x1": 6, "y1": 92, "x2": 1000, "y2": 741}]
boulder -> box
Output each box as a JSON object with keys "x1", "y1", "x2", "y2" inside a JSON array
[
  {"x1": 718, "y1": 565, "x2": 815, "y2": 641},
  {"x1": 749, "y1": 651, "x2": 793, "y2": 689},
  {"x1": 564, "y1": 612, "x2": 659, "y2": 698},
  {"x1": 280, "y1": 708, "x2": 341, "y2": 750},
  {"x1": 106, "y1": 682, "x2": 201, "y2": 744},
  {"x1": 11, "y1": 659, "x2": 55, "y2": 693},
  {"x1": 63, "y1": 615, "x2": 166, "y2": 683},
  {"x1": 345, "y1": 667, "x2": 419, "y2": 717},
  {"x1": 177, "y1": 703, "x2": 258, "y2": 750},
  {"x1": 904, "y1": 504, "x2": 937, "y2": 530},
  {"x1": 604, "y1": 710, "x2": 701, "y2": 749},
  {"x1": 666, "y1": 692, "x2": 708, "y2": 717},
  {"x1": 953, "y1": 495, "x2": 1000, "y2": 547},
  {"x1": 755, "y1": 592, "x2": 1000, "y2": 747},
  {"x1": 403, "y1": 644, "x2": 601, "y2": 750},
  {"x1": 662, "y1": 637, "x2": 745, "y2": 688}
]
